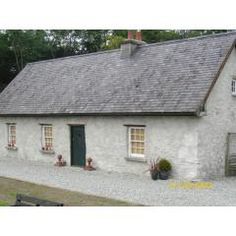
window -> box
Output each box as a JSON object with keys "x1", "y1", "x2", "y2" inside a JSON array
[
  {"x1": 128, "y1": 127, "x2": 145, "y2": 158},
  {"x1": 7, "y1": 124, "x2": 16, "y2": 147},
  {"x1": 41, "y1": 125, "x2": 53, "y2": 151},
  {"x1": 232, "y1": 79, "x2": 236, "y2": 96}
]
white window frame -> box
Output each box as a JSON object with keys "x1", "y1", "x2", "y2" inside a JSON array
[
  {"x1": 232, "y1": 79, "x2": 236, "y2": 96},
  {"x1": 7, "y1": 124, "x2": 16, "y2": 146},
  {"x1": 41, "y1": 125, "x2": 53, "y2": 150},
  {"x1": 128, "y1": 126, "x2": 145, "y2": 158}
]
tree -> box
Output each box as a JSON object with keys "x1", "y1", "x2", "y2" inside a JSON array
[
  {"x1": 102, "y1": 35, "x2": 125, "y2": 50},
  {"x1": 78, "y1": 30, "x2": 109, "y2": 53},
  {"x1": 0, "y1": 32, "x2": 14, "y2": 89},
  {"x1": 112, "y1": 30, "x2": 229, "y2": 45}
]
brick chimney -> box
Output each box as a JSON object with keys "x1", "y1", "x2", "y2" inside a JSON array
[{"x1": 120, "y1": 30, "x2": 146, "y2": 58}]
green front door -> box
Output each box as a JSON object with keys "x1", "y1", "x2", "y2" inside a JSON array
[{"x1": 71, "y1": 125, "x2": 86, "y2": 167}]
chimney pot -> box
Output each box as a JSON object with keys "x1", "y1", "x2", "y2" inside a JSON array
[
  {"x1": 136, "y1": 30, "x2": 142, "y2": 41},
  {"x1": 128, "y1": 31, "x2": 133, "y2": 40}
]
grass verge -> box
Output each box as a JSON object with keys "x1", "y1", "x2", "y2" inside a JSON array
[{"x1": 0, "y1": 176, "x2": 135, "y2": 206}]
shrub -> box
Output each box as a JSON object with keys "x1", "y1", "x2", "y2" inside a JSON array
[
  {"x1": 159, "y1": 159, "x2": 172, "y2": 172},
  {"x1": 148, "y1": 158, "x2": 160, "y2": 172}
]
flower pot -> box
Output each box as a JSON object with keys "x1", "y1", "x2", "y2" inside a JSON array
[
  {"x1": 58, "y1": 155, "x2": 62, "y2": 162},
  {"x1": 150, "y1": 170, "x2": 159, "y2": 180},
  {"x1": 159, "y1": 171, "x2": 169, "y2": 180}
]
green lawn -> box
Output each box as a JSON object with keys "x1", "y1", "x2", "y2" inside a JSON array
[{"x1": 0, "y1": 176, "x2": 134, "y2": 206}]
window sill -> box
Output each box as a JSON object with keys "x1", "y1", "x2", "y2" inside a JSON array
[
  {"x1": 125, "y1": 156, "x2": 147, "y2": 163},
  {"x1": 40, "y1": 149, "x2": 55, "y2": 155},
  {"x1": 5, "y1": 146, "x2": 18, "y2": 151}
]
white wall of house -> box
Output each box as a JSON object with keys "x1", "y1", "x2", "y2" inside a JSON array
[
  {"x1": 197, "y1": 47, "x2": 236, "y2": 179},
  {"x1": 0, "y1": 115, "x2": 199, "y2": 179}
]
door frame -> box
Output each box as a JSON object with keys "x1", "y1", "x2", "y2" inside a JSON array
[
  {"x1": 70, "y1": 124, "x2": 86, "y2": 167},
  {"x1": 225, "y1": 132, "x2": 236, "y2": 176}
]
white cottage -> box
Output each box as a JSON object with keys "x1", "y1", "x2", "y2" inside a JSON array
[{"x1": 1, "y1": 32, "x2": 236, "y2": 179}]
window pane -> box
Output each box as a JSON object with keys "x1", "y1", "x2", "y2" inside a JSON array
[
  {"x1": 131, "y1": 141, "x2": 144, "y2": 154},
  {"x1": 43, "y1": 126, "x2": 53, "y2": 149},
  {"x1": 8, "y1": 125, "x2": 16, "y2": 145},
  {"x1": 130, "y1": 127, "x2": 145, "y2": 156},
  {"x1": 130, "y1": 128, "x2": 144, "y2": 141}
]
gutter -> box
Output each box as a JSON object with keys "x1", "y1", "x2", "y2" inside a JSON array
[{"x1": 0, "y1": 111, "x2": 199, "y2": 117}]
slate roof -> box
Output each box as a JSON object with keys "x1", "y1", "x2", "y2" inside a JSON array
[{"x1": 0, "y1": 32, "x2": 236, "y2": 116}]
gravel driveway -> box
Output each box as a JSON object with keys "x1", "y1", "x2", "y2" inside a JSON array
[{"x1": 1, "y1": 157, "x2": 236, "y2": 206}]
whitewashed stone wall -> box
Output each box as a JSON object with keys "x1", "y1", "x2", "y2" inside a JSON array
[
  {"x1": 0, "y1": 115, "x2": 199, "y2": 179},
  {"x1": 197, "y1": 48, "x2": 236, "y2": 179}
]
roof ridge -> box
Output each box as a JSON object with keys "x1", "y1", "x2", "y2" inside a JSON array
[
  {"x1": 27, "y1": 31, "x2": 236, "y2": 66},
  {"x1": 139, "y1": 31, "x2": 236, "y2": 48}
]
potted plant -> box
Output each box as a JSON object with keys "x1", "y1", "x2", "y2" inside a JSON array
[
  {"x1": 55, "y1": 154, "x2": 66, "y2": 167},
  {"x1": 149, "y1": 159, "x2": 159, "y2": 180},
  {"x1": 159, "y1": 159, "x2": 172, "y2": 180},
  {"x1": 58, "y1": 155, "x2": 62, "y2": 162},
  {"x1": 84, "y1": 157, "x2": 96, "y2": 171}
]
